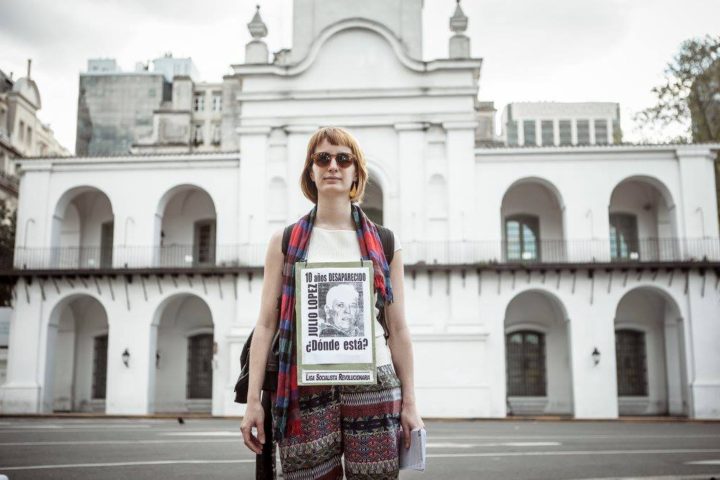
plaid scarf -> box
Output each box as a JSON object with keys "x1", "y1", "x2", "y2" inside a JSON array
[{"x1": 273, "y1": 204, "x2": 394, "y2": 440}]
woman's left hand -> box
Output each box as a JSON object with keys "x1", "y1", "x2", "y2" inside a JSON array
[{"x1": 400, "y1": 401, "x2": 425, "y2": 449}]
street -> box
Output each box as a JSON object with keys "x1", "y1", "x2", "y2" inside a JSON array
[{"x1": 0, "y1": 417, "x2": 719, "y2": 479}]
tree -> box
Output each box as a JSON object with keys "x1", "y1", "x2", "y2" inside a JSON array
[
  {"x1": 0, "y1": 197, "x2": 16, "y2": 306},
  {"x1": 635, "y1": 36, "x2": 720, "y2": 230},
  {"x1": 634, "y1": 35, "x2": 720, "y2": 143}
]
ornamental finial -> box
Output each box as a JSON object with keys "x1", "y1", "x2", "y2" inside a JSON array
[{"x1": 247, "y1": 4, "x2": 268, "y2": 39}]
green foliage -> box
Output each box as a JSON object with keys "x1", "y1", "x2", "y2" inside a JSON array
[
  {"x1": 0, "y1": 197, "x2": 16, "y2": 306},
  {"x1": 634, "y1": 35, "x2": 720, "y2": 143}
]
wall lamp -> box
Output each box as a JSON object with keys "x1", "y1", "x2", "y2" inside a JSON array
[
  {"x1": 122, "y1": 348, "x2": 130, "y2": 368},
  {"x1": 591, "y1": 347, "x2": 601, "y2": 366}
]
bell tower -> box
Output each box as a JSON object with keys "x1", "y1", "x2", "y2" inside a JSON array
[{"x1": 290, "y1": 0, "x2": 423, "y2": 63}]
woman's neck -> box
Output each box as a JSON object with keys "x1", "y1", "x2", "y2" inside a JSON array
[{"x1": 315, "y1": 197, "x2": 354, "y2": 230}]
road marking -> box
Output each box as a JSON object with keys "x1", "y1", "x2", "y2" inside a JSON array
[
  {"x1": 0, "y1": 439, "x2": 241, "y2": 446},
  {"x1": 686, "y1": 459, "x2": 720, "y2": 465},
  {"x1": 427, "y1": 434, "x2": 720, "y2": 441},
  {"x1": 579, "y1": 475, "x2": 720, "y2": 480},
  {"x1": 427, "y1": 448, "x2": 720, "y2": 458},
  {"x1": 0, "y1": 424, "x2": 150, "y2": 430},
  {"x1": 161, "y1": 431, "x2": 242, "y2": 437},
  {"x1": 427, "y1": 441, "x2": 561, "y2": 449},
  {"x1": 0, "y1": 459, "x2": 255, "y2": 471}
]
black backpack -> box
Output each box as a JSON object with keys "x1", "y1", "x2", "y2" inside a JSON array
[{"x1": 233, "y1": 223, "x2": 395, "y2": 404}]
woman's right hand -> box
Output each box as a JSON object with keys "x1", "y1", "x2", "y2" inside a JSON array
[{"x1": 240, "y1": 399, "x2": 266, "y2": 454}]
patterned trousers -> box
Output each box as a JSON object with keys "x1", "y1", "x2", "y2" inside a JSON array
[{"x1": 277, "y1": 364, "x2": 402, "y2": 480}]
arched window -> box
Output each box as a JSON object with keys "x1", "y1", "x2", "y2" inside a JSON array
[
  {"x1": 615, "y1": 329, "x2": 647, "y2": 396},
  {"x1": 505, "y1": 215, "x2": 540, "y2": 261},
  {"x1": 609, "y1": 213, "x2": 639, "y2": 261},
  {"x1": 506, "y1": 330, "x2": 546, "y2": 396}
]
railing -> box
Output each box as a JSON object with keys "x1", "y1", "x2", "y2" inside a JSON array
[{"x1": 3, "y1": 238, "x2": 720, "y2": 272}]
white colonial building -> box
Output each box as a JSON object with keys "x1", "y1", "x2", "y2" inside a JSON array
[{"x1": 1, "y1": 0, "x2": 719, "y2": 420}]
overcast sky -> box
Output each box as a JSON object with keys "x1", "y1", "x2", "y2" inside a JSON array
[{"x1": 1, "y1": 0, "x2": 718, "y2": 153}]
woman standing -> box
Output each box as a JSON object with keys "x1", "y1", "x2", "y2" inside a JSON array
[{"x1": 241, "y1": 127, "x2": 423, "y2": 479}]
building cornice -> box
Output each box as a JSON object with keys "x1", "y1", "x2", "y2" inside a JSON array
[
  {"x1": 475, "y1": 143, "x2": 720, "y2": 156},
  {"x1": 234, "y1": 86, "x2": 478, "y2": 102},
  {"x1": 231, "y1": 17, "x2": 482, "y2": 77}
]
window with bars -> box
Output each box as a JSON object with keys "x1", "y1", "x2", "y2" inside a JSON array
[
  {"x1": 92, "y1": 334, "x2": 108, "y2": 399},
  {"x1": 193, "y1": 124, "x2": 204, "y2": 146},
  {"x1": 187, "y1": 333, "x2": 213, "y2": 399},
  {"x1": 541, "y1": 120, "x2": 554, "y2": 146},
  {"x1": 193, "y1": 93, "x2": 205, "y2": 112},
  {"x1": 615, "y1": 329, "x2": 648, "y2": 396},
  {"x1": 507, "y1": 120, "x2": 519, "y2": 146},
  {"x1": 505, "y1": 215, "x2": 540, "y2": 261},
  {"x1": 609, "y1": 213, "x2": 639, "y2": 260},
  {"x1": 559, "y1": 120, "x2": 572, "y2": 145},
  {"x1": 576, "y1": 119, "x2": 590, "y2": 145},
  {"x1": 506, "y1": 330, "x2": 547, "y2": 396},
  {"x1": 523, "y1": 120, "x2": 537, "y2": 146},
  {"x1": 100, "y1": 221, "x2": 114, "y2": 268},
  {"x1": 595, "y1": 119, "x2": 609, "y2": 144},
  {"x1": 211, "y1": 93, "x2": 222, "y2": 112},
  {"x1": 193, "y1": 219, "x2": 216, "y2": 265}
]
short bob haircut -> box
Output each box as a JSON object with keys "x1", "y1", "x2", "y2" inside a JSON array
[{"x1": 300, "y1": 126, "x2": 369, "y2": 204}]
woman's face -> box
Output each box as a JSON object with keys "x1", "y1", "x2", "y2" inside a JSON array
[{"x1": 309, "y1": 139, "x2": 357, "y2": 199}]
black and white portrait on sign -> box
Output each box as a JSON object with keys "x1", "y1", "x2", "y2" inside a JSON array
[{"x1": 318, "y1": 282, "x2": 365, "y2": 337}]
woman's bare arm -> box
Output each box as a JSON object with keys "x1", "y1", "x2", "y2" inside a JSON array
[
  {"x1": 385, "y1": 248, "x2": 424, "y2": 446},
  {"x1": 241, "y1": 228, "x2": 284, "y2": 453}
]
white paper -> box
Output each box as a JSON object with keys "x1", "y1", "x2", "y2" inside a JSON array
[{"x1": 399, "y1": 427, "x2": 427, "y2": 471}]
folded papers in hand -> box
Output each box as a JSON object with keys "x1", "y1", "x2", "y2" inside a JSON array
[{"x1": 399, "y1": 427, "x2": 426, "y2": 471}]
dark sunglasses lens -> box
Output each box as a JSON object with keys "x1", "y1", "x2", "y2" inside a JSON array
[
  {"x1": 315, "y1": 152, "x2": 332, "y2": 166},
  {"x1": 336, "y1": 153, "x2": 353, "y2": 167}
]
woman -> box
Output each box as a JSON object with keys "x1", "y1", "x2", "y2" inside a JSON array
[{"x1": 241, "y1": 126, "x2": 423, "y2": 479}]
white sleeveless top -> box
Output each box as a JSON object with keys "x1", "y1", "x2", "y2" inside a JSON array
[{"x1": 305, "y1": 227, "x2": 401, "y2": 368}]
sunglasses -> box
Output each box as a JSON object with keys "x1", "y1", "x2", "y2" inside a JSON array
[{"x1": 311, "y1": 152, "x2": 356, "y2": 168}]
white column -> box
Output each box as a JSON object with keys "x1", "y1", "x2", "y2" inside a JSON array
[
  {"x1": 237, "y1": 126, "x2": 271, "y2": 245},
  {"x1": 553, "y1": 119, "x2": 560, "y2": 146},
  {"x1": 0, "y1": 280, "x2": 44, "y2": 413},
  {"x1": 684, "y1": 273, "x2": 720, "y2": 418},
  {"x1": 14, "y1": 163, "x2": 52, "y2": 269},
  {"x1": 571, "y1": 119, "x2": 578, "y2": 145},
  {"x1": 395, "y1": 123, "x2": 425, "y2": 244},
  {"x1": 286, "y1": 125, "x2": 318, "y2": 221},
  {"x1": 443, "y1": 121, "x2": 477, "y2": 242},
  {"x1": 664, "y1": 317, "x2": 685, "y2": 415},
  {"x1": 676, "y1": 146, "x2": 720, "y2": 238},
  {"x1": 568, "y1": 289, "x2": 618, "y2": 418},
  {"x1": 589, "y1": 119, "x2": 596, "y2": 145},
  {"x1": 105, "y1": 297, "x2": 153, "y2": 415}
]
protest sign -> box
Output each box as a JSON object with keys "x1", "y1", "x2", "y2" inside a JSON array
[{"x1": 295, "y1": 260, "x2": 376, "y2": 385}]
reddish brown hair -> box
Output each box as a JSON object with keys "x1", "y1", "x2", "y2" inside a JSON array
[{"x1": 300, "y1": 127, "x2": 368, "y2": 204}]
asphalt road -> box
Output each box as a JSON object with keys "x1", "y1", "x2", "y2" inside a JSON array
[{"x1": 0, "y1": 417, "x2": 719, "y2": 479}]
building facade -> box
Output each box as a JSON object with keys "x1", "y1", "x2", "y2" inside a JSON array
[
  {"x1": 0, "y1": 62, "x2": 69, "y2": 204},
  {"x1": 76, "y1": 55, "x2": 242, "y2": 156},
  {"x1": 2, "y1": 1, "x2": 719, "y2": 419},
  {"x1": 502, "y1": 102, "x2": 622, "y2": 147}
]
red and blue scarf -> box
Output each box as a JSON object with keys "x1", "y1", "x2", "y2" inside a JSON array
[{"x1": 273, "y1": 204, "x2": 394, "y2": 440}]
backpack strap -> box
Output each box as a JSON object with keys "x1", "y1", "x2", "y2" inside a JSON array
[
  {"x1": 376, "y1": 225, "x2": 395, "y2": 266},
  {"x1": 374, "y1": 225, "x2": 395, "y2": 340},
  {"x1": 281, "y1": 223, "x2": 295, "y2": 256}
]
